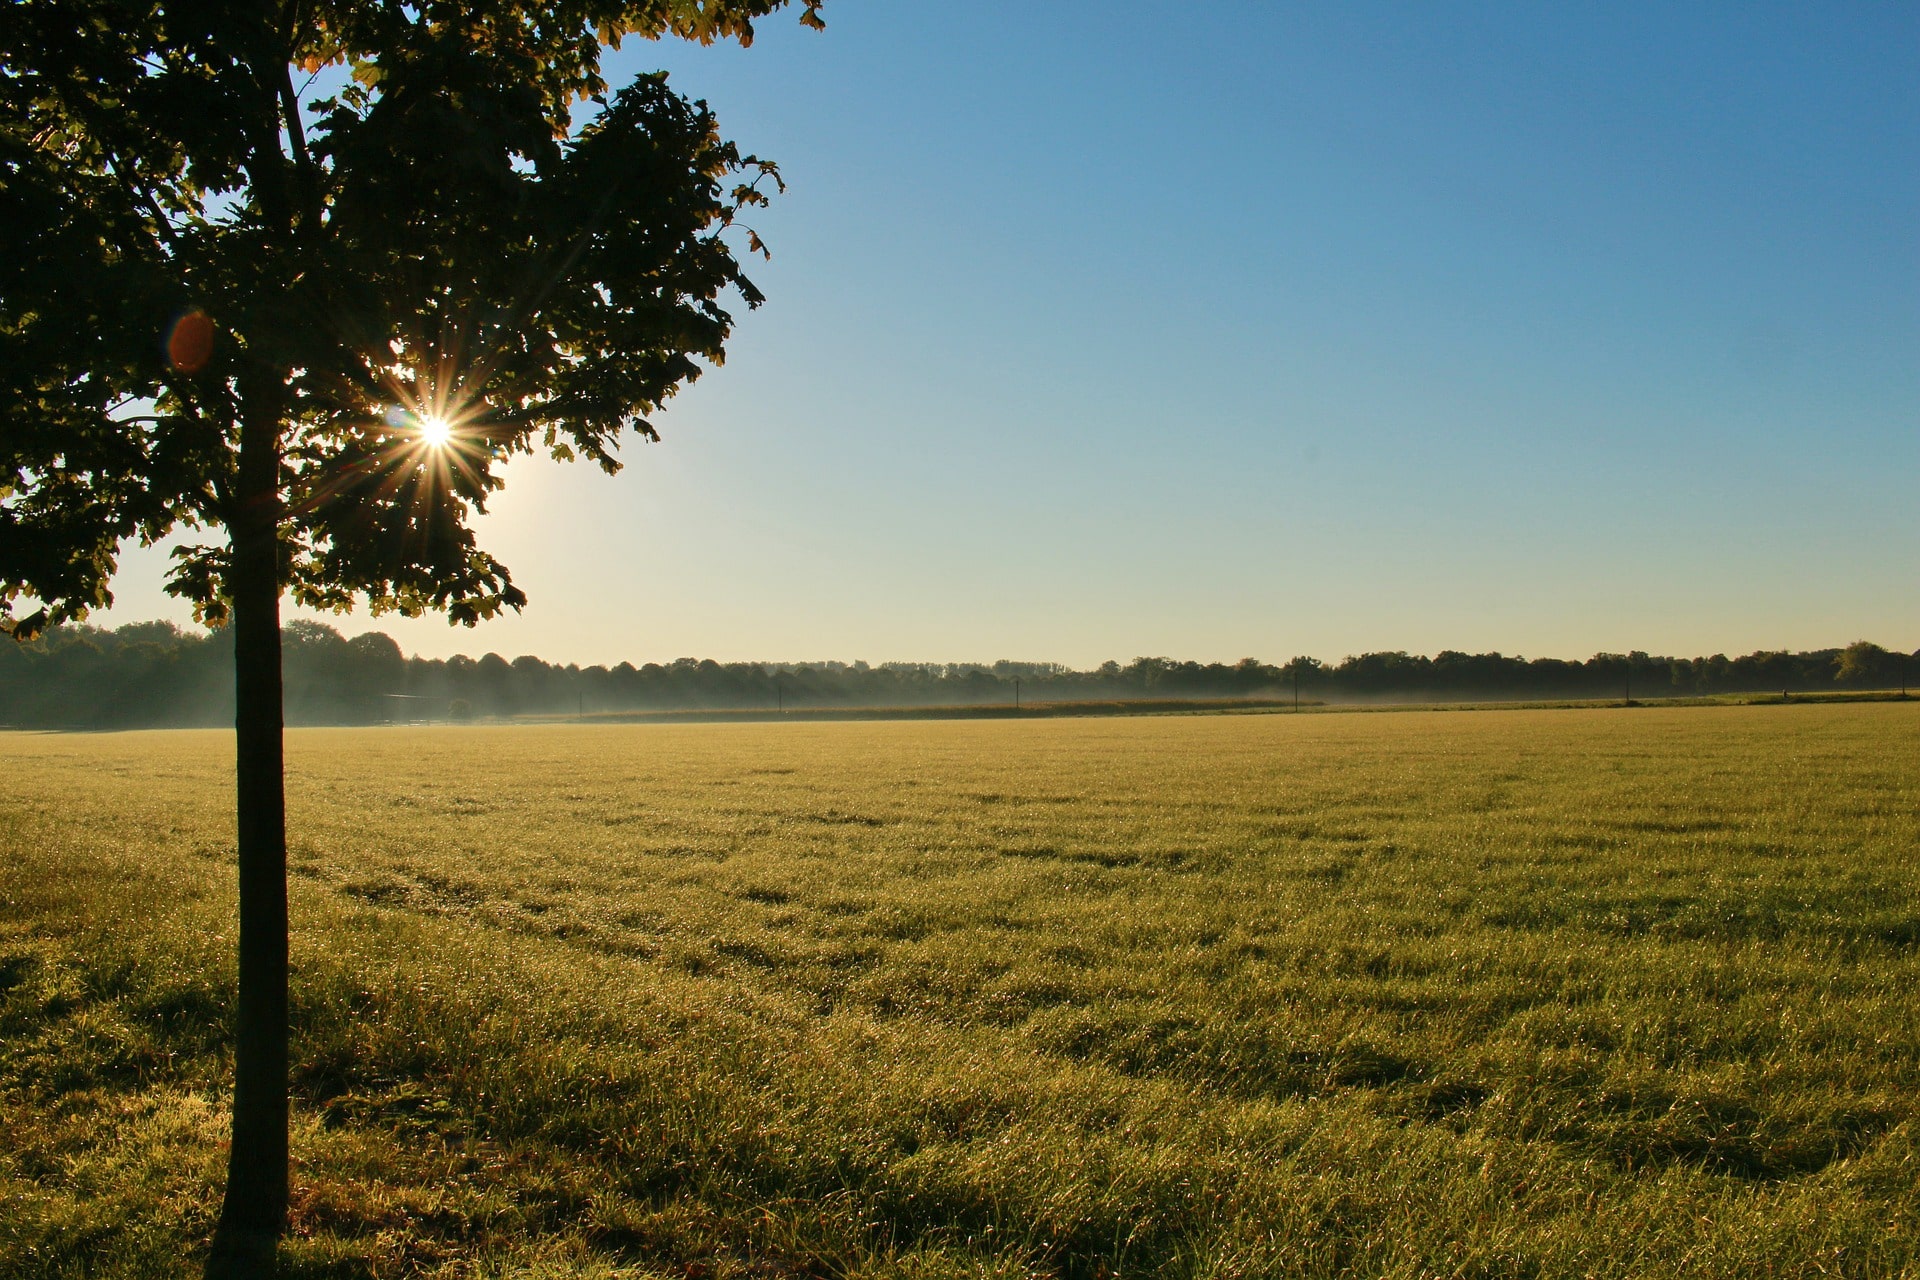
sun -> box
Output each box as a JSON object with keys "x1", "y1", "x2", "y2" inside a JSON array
[{"x1": 417, "y1": 414, "x2": 454, "y2": 447}]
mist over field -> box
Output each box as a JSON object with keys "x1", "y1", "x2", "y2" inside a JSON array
[{"x1": 2, "y1": 620, "x2": 1913, "y2": 729}]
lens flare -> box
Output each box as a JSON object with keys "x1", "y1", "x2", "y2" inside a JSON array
[
  {"x1": 167, "y1": 311, "x2": 215, "y2": 373},
  {"x1": 417, "y1": 414, "x2": 454, "y2": 447}
]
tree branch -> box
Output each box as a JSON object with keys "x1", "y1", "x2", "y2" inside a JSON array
[{"x1": 278, "y1": 62, "x2": 326, "y2": 234}]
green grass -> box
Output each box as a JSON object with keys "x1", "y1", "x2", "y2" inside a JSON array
[{"x1": 2, "y1": 703, "x2": 1917, "y2": 1278}]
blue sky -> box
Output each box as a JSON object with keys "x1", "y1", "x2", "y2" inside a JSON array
[{"x1": 101, "y1": 1, "x2": 1919, "y2": 666}]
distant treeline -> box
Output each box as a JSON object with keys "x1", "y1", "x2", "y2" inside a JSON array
[{"x1": 1, "y1": 620, "x2": 1914, "y2": 729}]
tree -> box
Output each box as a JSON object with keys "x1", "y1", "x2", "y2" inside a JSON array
[
  {"x1": 1834, "y1": 639, "x2": 1891, "y2": 688},
  {"x1": 2, "y1": 1, "x2": 822, "y2": 1272}
]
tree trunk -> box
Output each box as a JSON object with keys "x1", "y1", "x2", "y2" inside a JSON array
[{"x1": 207, "y1": 406, "x2": 288, "y2": 1279}]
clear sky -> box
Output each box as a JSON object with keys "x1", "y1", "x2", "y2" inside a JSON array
[{"x1": 98, "y1": 1, "x2": 1919, "y2": 668}]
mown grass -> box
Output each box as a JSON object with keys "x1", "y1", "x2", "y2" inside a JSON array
[{"x1": 2, "y1": 704, "x2": 1917, "y2": 1278}]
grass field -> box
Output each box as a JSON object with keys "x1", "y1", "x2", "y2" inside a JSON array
[{"x1": 2, "y1": 704, "x2": 1917, "y2": 1278}]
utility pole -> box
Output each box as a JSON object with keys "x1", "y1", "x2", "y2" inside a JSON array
[
  {"x1": 776, "y1": 675, "x2": 783, "y2": 713},
  {"x1": 1014, "y1": 676, "x2": 1021, "y2": 712},
  {"x1": 1293, "y1": 666, "x2": 1299, "y2": 712},
  {"x1": 1624, "y1": 663, "x2": 1631, "y2": 708}
]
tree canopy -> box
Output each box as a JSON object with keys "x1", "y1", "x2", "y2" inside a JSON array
[{"x1": 2, "y1": 0, "x2": 820, "y2": 638}]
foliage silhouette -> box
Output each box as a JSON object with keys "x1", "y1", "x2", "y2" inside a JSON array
[
  {"x1": 4, "y1": 622, "x2": 1913, "y2": 728},
  {"x1": 2, "y1": 0, "x2": 822, "y2": 1271}
]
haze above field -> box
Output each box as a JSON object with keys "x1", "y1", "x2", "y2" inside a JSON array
[{"x1": 95, "y1": 1, "x2": 1919, "y2": 666}]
